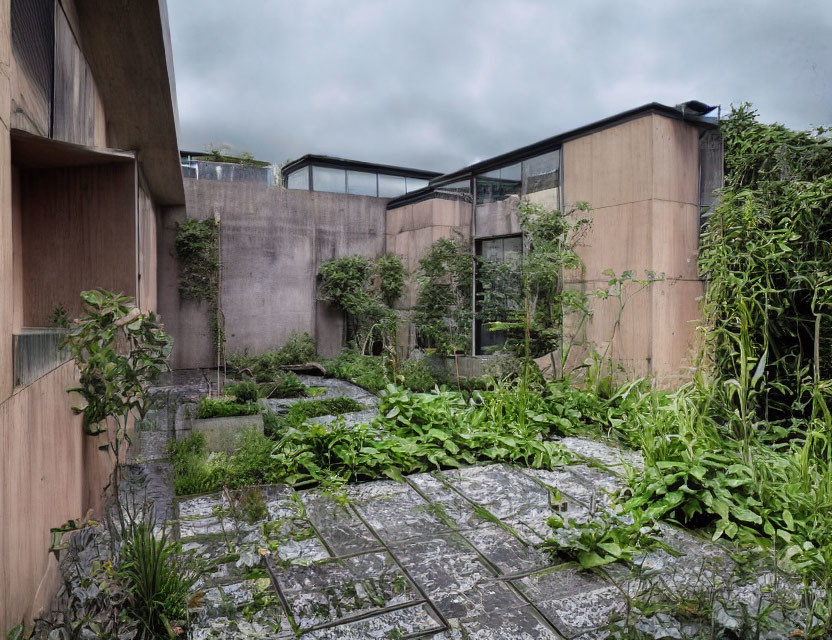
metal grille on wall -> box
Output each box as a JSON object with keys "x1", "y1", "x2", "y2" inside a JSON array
[{"x1": 11, "y1": 0, "x2": 55, "y2": 123}]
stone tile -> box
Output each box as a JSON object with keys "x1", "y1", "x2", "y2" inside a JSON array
[
  {"x1": 452, "y1": 605, "x2": 563, "y2": 639},
  {"x1": 178, "y1": 493, "x2": 227, "y2": 519},
  {"x1": 349, "y1": 479, "x2": 454, "y2": 543},
  {"x1": 276, "y1": 551, "x2": 419, "y2": 631},
  {"x1": 406, "y1": 472, "x2": 491, "y2": 530},
  {"x1": 391, "y1": 532, "x2": 526, "y2": 620},
  {"x1": 262, "y1": 516, "x2": 331, "y2": 566},
  {"x1": 179, "y1": 516, "x2": 231, "y2": 538},
  {"x1": 462, "y1": 525, "x2": 552, "y2": 576},
  {"x1": 300, "y1": 489, "x2": 380, "y2": 556},
  {"x1": 299, "y1": 603, "x2": 444, "y2": 638},
  {"x1": 512, "y1": 565, "x2": 626, "y2": 638},
  {"x1": 558, "y1": 437, "x2": 644, "y2": 471},
  {"x1": 439, "y1": 465, "x2": 588, "y2": 544}
]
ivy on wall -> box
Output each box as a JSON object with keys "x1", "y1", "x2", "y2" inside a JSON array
[
  {"x1": 318, "y1": 254, "x2": 406, "y2": 355},
  {"x1": 175, "y1": 218, "x2": 223, "y2": 361}
]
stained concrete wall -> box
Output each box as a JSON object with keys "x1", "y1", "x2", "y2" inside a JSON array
[
  {"x1": 1, "y1": 0, "x2": 180, "y2": 629},
  {"x1": 0, "y1": 364, "x2": 114, "y2": 628},
  {"x1": 562, "y1": 113, "x2": 704, "y2": 387},
  {"x1": 161, "y1": 180, "x2": 389, "y2": 368}
]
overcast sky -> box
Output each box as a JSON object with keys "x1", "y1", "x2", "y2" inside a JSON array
[{"x1": 168, "y1": 0, "x2": 832, "y2": 172}]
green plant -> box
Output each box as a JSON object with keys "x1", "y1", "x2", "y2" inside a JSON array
[
  {"x1": 376, "y1": 253, "x2": 406, "y2": 307},
  {"x1": 117, "y1": 521, "x2": 202, "y2": 638},
  {"x1": 175, "y1": 218, "x2": 223, "y2": 364},
  {"x1": 413, "y1": 234, "x2": 474, "y2": 355},
  {"x1": 168, "y1": 432, "x2": 227, "y2": 495},
  {"x1": 321, "y1": 350, "x2": 389, "y2": 392},
  {"x1": 318, "y1": 256, "x2": 399, "y2": 355},
  {"x1": 224, "y1": 380, "x2": 260, "y2": 404},
  {"x1": 196, "y1": 397, "x2": 260, "y2": 419},
  {"x1": 398, "y1": 357, "x2": 437, "y2": 392},
  {"x1": 63, "y1": 289, "x2": 171, "y2": 532},
  {"x1": 227, "y1": 332, "x2": 316, "y2": 382},
  {"x1": 264, "y1": 397, "x2": 364, "y2": 438},
  {"x1": 49, "y1": 303, "x2": 71, "y2": 328}
]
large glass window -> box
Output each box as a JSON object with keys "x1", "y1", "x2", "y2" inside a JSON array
[
  {"x1": 287, "y1": 167, "x2": 310, "y2": 190},
  {"x1": 438, "y1": 179, "x2": 471, "y2": 194},
  {"x1": 378, "y1": 174, "x2": 407, "y2": 198},
  {"x1": 405, "y1": 177, "x2": 429, "y2": 193},
  {"x1": 475, "y1": 235, "x2": 523, "y2": 353},
  {"x1": 347, "y1": 170, "x2": 377, "y2": 196},
  {"x1": 475, "y1": 163, "x2": 521, "y2": 205},
  {"x1": 522, "y1": 150, "x2": 560, "y2": 194},
  {"x1": 312, "y1": 166, "x2": 346, "y2": 193}
]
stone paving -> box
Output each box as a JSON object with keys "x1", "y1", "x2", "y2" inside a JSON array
[{"x1": 109, "y1": 371, "x2": 805, "y2": 639}]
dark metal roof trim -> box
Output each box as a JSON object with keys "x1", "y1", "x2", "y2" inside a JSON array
[
  {"x1": 280, "y1": 154, "x2": 441, "y2": 180},
  {"x1": 387, "y1": 185, "x2": 473, "y2": 210},
  {"x1": 430, "y1": 102, "x2": 717, "y2": 187}
]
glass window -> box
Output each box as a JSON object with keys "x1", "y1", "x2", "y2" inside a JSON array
[
  {"x1": 475, "y1": 235, "x2": 523, "y2": 353},
  {"x1": 312, "y1": 166, "x2": 346, "y2": 193},
  {"x1": 439, "y1": 179, "x2": 471, "y2": 194},
  {"x1": 522, "y1": 150, "x2": 560, "y2": 194},
  {"x1": 475, "y1": 163, "x2": 521, "y2": 205},
  {"x1": 378, "y1": 174, "x2": 407, "y2": 198},
  {"x1": 347, "y1": 170, "x2": 377, "y2": 196},
  {"x1": 287, "y1": 167, "x2": 310, "y2": 190},
  {"x1": 405, "y1": 177, "x2": 429, "y2": 193}
]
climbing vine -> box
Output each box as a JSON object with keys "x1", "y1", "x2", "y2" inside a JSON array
[
  {"x1": 318, "y1": 254, "x2": 406, "y2": 355},
  {"x1": 175, "y1": 218, "x2": 224, "y2": 363}
]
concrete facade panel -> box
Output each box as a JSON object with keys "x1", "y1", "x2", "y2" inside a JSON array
[
  {"x1": 652, "y1": 115, "x2": 700, "y2": 206},
  {"x1": 0, "y1": 363, "x2": 112, "y2": 629}
]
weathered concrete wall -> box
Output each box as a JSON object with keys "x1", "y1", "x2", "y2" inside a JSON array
[
  {"x1": 562, "y1": 113, "x2": 704, "y2": 387},
  {"x1": 386, "y1": 195, "x2": 473, "y2": 357},
  {"x1": 162, "y1": 180, "x2": 389, "y2": 368},
  {"x1": 0, "y1": 363, "x2": 113, "y2": 630},
  {"x1": 387, "y1": 195, "x2": 472, "y2": 310},
  {"x1": 18, "y1": 163, "x2": 137, "y2": 325}
]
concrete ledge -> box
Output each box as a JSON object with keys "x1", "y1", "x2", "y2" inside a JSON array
[{"x1": 191, "y1": 414, "x2": 264, "y2": 453}]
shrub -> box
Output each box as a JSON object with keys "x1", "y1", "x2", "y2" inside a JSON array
[
  {"x1": 227, "y1": 331, "x2": 316, "y2": 381},
  {"x1": 196, "y1": 397, "x2": 260, "y2": 419},
  {"x1": 264, "y1": 397, "x2": 364, "y2": 438},
  {"x1": 321, "y1": 350, "x2": 388, "y2": 392},
  {"x1": 167, "y1": 433, "x2": 227, "y2": 495},
  {"x1": 398, "y1": 357, "x2": 436, "y2": 392},
  {"x1": 261, "y1": 370, "x2": 307, "y2": 398},
  {"x1": 224, "y1": 381, "x2": 260, "y2": 404}
]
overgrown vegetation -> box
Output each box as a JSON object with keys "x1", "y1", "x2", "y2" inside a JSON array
[
  {"x1": 542, "y1": 106, "x2": 832, "y2": 635},
  {"x1": 175, "y1": 217, "x2": 223, "y2": 363},
  {"x1": 196, "y1": 396, "x2": 260, "y2": 419},
  {"x1": 263, "y1": 396, "x2": 363, "y2": 437},
  {"x1": 318, "y1": 254, "x2": 406, "y2": 355},
  {"x1": 226, "y1": 332, "x2": 315, "y2": 398},
  {"x1": 413, "y1": 234, "x2": 474, "y2": 355}
]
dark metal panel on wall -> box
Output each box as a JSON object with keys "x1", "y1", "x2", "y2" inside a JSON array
[{"x1": 10, "y1": 0, "x2": 55, "y2": 135}]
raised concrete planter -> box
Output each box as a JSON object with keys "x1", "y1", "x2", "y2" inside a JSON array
[{"x1": 191, "y1": 414, "x2": 264, "y2": 453}]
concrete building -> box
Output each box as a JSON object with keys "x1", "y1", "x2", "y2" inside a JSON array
[
  {"x1": 0, "y1": 0, "x2": 183, "y2": 628},
  {"x1": 167, "y1": 102, "x2": 719, "y2": 388}
]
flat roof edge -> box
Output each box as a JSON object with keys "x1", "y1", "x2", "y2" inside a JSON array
[
  {"x1": 430, "y1": 102, "x2": 717, "y2": 187},
  {"x1": 280, "y1": 154, "x2": 441, "y2": 180}
]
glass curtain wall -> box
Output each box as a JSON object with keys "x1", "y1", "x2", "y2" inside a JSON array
[{"x1": 473, "y1": 148, "x2": 561, "y2": 354}]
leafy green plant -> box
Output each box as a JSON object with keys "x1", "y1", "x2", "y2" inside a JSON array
[
  {"x1": 49, "y1": 303, "x2": 71, "y2": 328},
  {"x1": 224, "y1": 380, "x2": 260, "y2": 404},
  {"x1": 168, "y1": 432, "x2": 227, "y2": 495},
  {"x1": 321, "y1": 350, "x2": 389, "y2": 392},
  {"x1": 196, "y1": 397, "x2": 260, "y2": 419},
  {"x1": 63, "y1": 289, "x2": 171, "y2": 532},
  {"x1": 318, "y1": 255, "x2": 401, "y2": 356},
  {"x1": 398, "y1": 357, "x2": 437, "y2": 392},
  {"x1": 117, "y1": 521, "x2": 202, "y2": 638},
  {"x1": 227, "y1": 331, "x2": 316, "y2": 381},
  {"x1": 175, "y1": 217, "x2": 223, "y2": 363},
  {"x1": 413, "y1": 234, "x2": 474, "y2": 355}
]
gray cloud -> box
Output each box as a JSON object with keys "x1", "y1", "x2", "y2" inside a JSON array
[{"x1": 168, "y1": 0, "x2": 832, "y2": 172}]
